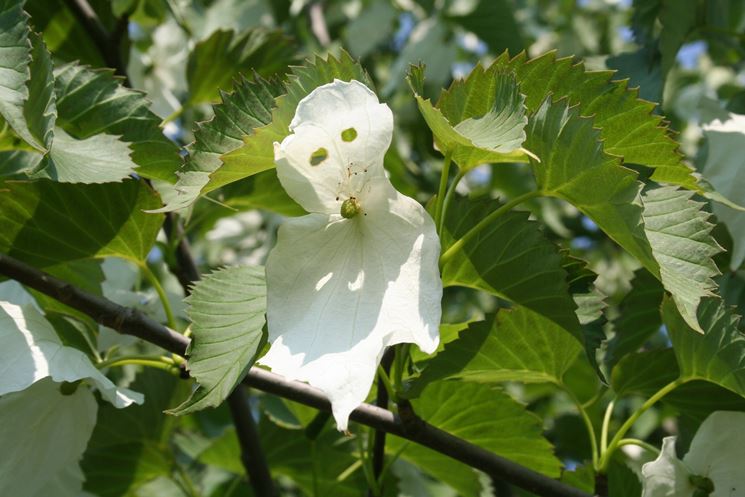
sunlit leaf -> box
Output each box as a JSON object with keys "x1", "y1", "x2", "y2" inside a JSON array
[
  {"x1": 441, "y1": 194, "x2": 581, "y2": 339},
  {"x1": 151, "y1": 74, "x2": 284, "y2": 212},
  {"x1": 52, "y1": 63, "x2": 181, "y2": 182},
  {"x1": 217, "y1": 50, "x2": 372, "y2": 191},
  {"x1": 169, "y1": 266, "x2": 266, "y2": 415},
  {"x1": 389, "y1": 381, "x2": 561, "y2": 495},
  {"x1": 642, "y1": 187, "x2": 722, "y2": 333},
  {"x1": 409, "y1": 307, "x2": 582, "y2": 396},
  {"x1": 408, "y1": 63, "x2": 533, "y2": 171}
]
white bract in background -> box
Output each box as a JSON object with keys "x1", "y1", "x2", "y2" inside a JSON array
[
  {"x1": 641, "y1": 410, "x2": 745, "y2": 497},
  {"x1": 261, "y1": 79, "x2": 443, "y2": 430}
]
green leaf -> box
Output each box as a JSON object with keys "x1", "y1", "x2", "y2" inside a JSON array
[
  {"x1": 169, "y1": 266, "x2": 267, "y2": 415},
  {"x1": 642, "y1": 187, "x2": 722, "y2": 332},
  {"x1": 491, "y1": 51, "x2": 699, "y2": 191},
  {"x1": 526, "y1": 98, "x2": 657, "y2": 273},
  {"x1": 608, "y1": 458, "x2": 642, "y2": 497},
  {"x1": 409, "y1": 307, "x2": 581, "y2": 396},
  {"x1": 664, "y1": 297, "x2": 745, "y2": 398},
  {"x1": 199, "y1": 420, "x2": 366, "y2": 497},
  {"x1": 52, "y1": 63, "x2": 181, "y2": 183},
  {"x1": 0, "y1": 179, "x2": 163, "y2": 266},
  {"x1": 0, "y1": 3, "x2": 56, "y2": 153},
  {"x1": 662, "y1": 381, "x2": 745, "y2": 421},
  {"x1": 443, "y1": 0, "x2": 524, "y2": 55},
  {"x1": 606, "y1": 269, "x2": 665, "y2": 368},
  {"x1": 0, "y1": 378, "x2": 97, "y2": 497},
  {"x1": 151, "y1": 74, "x2": 284, "y2": 212},
  {"x1": 186, "y1": 28, "x2": 295, "y2": 105},
  {"x1": 528, "y1": 99, "x2": 720, "y2": 334},
  {"x1": 658, "y1": 0, "x2": 697, "y2": 76},
  {"x1": 24, "y1": 0, "x2": 105, "y2": 67},
  {"x1": 407, "y1": 63, "x2": 534, "y2": 171},
  {"x1": 82, "y1": 369, "x2": 191, "y2": 497},
  {"x1": 31, "y1": 127, "x2": 138, "y2": 183},
  {"x1": 389, "y1": 381, "x2": 561, "y2": 496},
  {"x1": 216, "y1": 50, "x2": 372, "y2": 190},
  {"x1": 441, "y1": 194, "x2": 582, "y2": 339},
  {"x1": 611, "y1": 348, "x2": 679, "y2": 398}
]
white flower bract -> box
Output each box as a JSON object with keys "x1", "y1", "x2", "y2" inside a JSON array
[
  {"x1": 641, "y1": 410, "x2": 745, "y2": 497},
  {"x1": 261, "y1": 79, "x2": 442, "y2": 430}
]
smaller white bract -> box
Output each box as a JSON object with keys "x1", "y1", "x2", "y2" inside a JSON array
[
  {"x1": 641, "y1": 410, "x2": 745, "y2": 497},
  {"x1": 261, "y1": 79, "x2": 442, "y2": 430}
]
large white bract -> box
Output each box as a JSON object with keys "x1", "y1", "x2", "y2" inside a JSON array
[
  {"x1": 641, "y1": 410, "x2": 745, "y2": 497},
  {"x1": 261, "y1": 79, "x2": 442, "y2": 430}
]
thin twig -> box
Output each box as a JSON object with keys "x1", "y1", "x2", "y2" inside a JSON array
[{"x1": 0, "y1": 253, "x2": 591, "y2": 497}]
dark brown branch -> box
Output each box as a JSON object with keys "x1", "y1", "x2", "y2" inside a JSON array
[
  {"x1": 163, "y1": 214, "x2": 201, "y2": 292},
  {"x1": 369, "y1": 348, "x2": 394, "y2": 496},
  {"x1": 162, "y1": 215, "x2": 277, "y2": 497},
  {"x1": 0, "y1": 253, "x2": 592, "y2": 497},
  {"x1": 57, "y1": 4, "x2": 275, "y2": 493},
  {"x1": 227, "y1": 386, "x2": 277, "y2": 497},
  {"x1": 63, "y1": 0, "x2": 130, "y2": 83},
  {"x1": 0, "y1": 253, "x2": 189, "y2": 354},
  {"x1": 244, "y1": 368, "x2": 591, "y2": 497}
]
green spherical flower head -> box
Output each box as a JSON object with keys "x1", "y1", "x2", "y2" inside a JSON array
[{"x1": 340, "y1": 197, "x2": 361, "y2": 219}]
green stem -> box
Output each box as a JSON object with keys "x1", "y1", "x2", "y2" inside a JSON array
[
  {"x1": 433, "y1": 152, "x2": 453, "y2": 231},
  {"x1": 377, "y1": 365, "x2": 395, "y2": 400},
  {"x1": 357, "y1": 430, "x2": 381, "y2": 496},
  {"x1": 97, "y1": 355, "x2": 178, "y2": 373},
  {"x1": 439, "y1": 190, "x2": 541, "y2": 267},
  {"x1": 393, "y1": 344, "x2": 410, "y2": 393},
  {"x1": 439, "y1": 169, "x2": 466, "y2": 234},
  {"x1": 160, "y1": 106, "x2": 184, "y2": 128},
  {"x1": 140, "y1": 263, "x2": 177, "y2": 330},
  {"x1": 599, "y1": 379, "x2": 684, "y2": 471},
  {"x1": 601, "y1": 400, "x2": 615, "y2": 453},
  {"x1": 565, "y1": 389, "x2": 599, "y2": 469},
  {"x1": 617, "y1": 438, "x2": 661, "y2": 456}
]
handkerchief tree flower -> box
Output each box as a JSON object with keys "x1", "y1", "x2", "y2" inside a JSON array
[
  {"x1": 260, "y1": 79, "x2": 442, "y2": 430},
  {"x1": 641, "y1": 410, "x2": 745, "y2": 497}
]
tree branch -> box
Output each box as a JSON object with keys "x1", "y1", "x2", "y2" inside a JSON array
[
  {"x1": 163, "y1": 214, "x2": 200, "y2": 292},
  {"x1": 63, "y1": 0, "x2": 130, "y2": 83},
  {"x1": 162, "y1": 215, "x2": 277, "y2": 497},
  {"x1": 369, "y1": 348, "x2": 394, "y2": 496},
  {"x1": 227, "y1": 386, "x2": 277, "y2": 497},
  {"x1": 0, "y1": 253, "x2": 590, "y2": 497},
  {"x1": 0, "y1": 253, "x2": 188, "y2": 354}
]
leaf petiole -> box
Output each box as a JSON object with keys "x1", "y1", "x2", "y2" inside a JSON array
[
  {"x1": 439, "y1": 168, "x2": 466, "y2": 234},
  {"x1": 139, "y1": 262, "x2": 178, "y2": 330},
  {"x1": 433, "y1": 152, "x2": 453, "y2": 232},
  {"x1": 96, "y1": 354, "x2": 180, "y2": 374},
  {"x1": 439, "y1": 190, "x2": 541, "y2": 267},
  {"x1": 599, "y1": 378, "x2": 684, "y2": 471}
]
